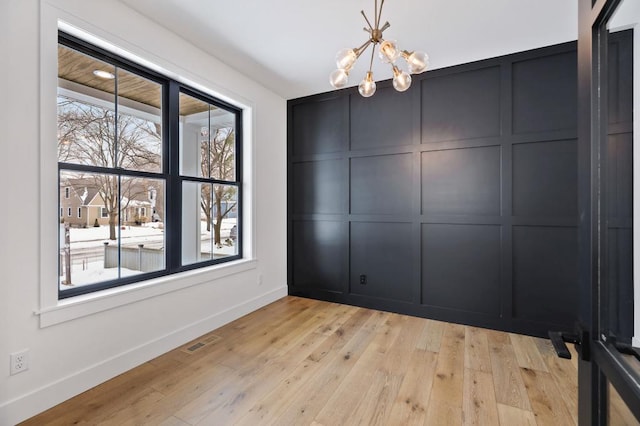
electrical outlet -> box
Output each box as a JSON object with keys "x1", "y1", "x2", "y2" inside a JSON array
[
  {"x1": 257, "y1": 274, "x2": 263, "y2": 286},
  {"x1": 359, "y1": 274, "x2": 367, "y2": 285},
  {"x1": 10, "y1": 349, "x2": 29, "y2": 375}
]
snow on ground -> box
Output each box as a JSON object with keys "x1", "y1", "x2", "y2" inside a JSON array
[{"x1": 60, "y1": 219, "x2": 239, "y2": 290}]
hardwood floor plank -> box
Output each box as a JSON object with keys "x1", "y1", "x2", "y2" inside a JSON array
[
  {"x1": 462, "y1": 369, "x2": 500, "y2": 426},
  {"x1": 425, "y1": 323, "x2": 466, "y2": 426},
  {"x1": 180, "y1": 311, "x2": 337, "y2": 425},
  {"x1": 234, "y1": 307, "x2": 362, "y2": 425},
  {"x1": 271, "y1": 310, "x2": 383, "y2": 426},
  {"x1": 345, "y1": 370, "x2": 403, "y2": 426},
  {"x1": 135, "y1": 361, "x2": 236, "y2": 425},
  {"x1": 520, "y1": 367, "x2": 576, "y2": 426},
  {"x1": 20, "y1": 297, "x2": 579, "y2": 426},
  {"x1": 497, "y1": 403, "x2": 537, "y2": 426},
  {"x1": 485, "y1": 329, "x2": 511, "y2": 346},
  {"x1": 431, "y1": 323, "x2": 466, "y2": 399},
  {"x1": 509, "y1": 333, "x2": 549, "y2": 372},
  {"x1": 489, "y1": 341, "x2": 532, "y2": 411},
  {"x1": 540, "y1": 345, "x2": 578, "y2": 425},
  {"x1": 156, "y1": 416, "x2": 191, "y2": 426},
  {"x1": 95, "y1": 389, "x2": 165, "y2": 425},
  {"x1": 380, "y1": 315, "x2": 426, "y2": 375},
  {"x1": 208, "y1": 308, "x2": 382, "y2": 426},
  {"x1": 415, "y1": 319, "x2": 446, "y2": 352},
  {"x1": 387, "y1": 350, "x2": 437, "y2": 426},
  {"x1": 425, "y1": 399, "x2": 463, "y2": 426},
  {"x1": 312, "y1": 336, "x2": 387, "y2": 425},
  {"x1": 465, "y1": 327, "x2": 492, "y2": 373},
  {"x1": 20, "y1": 361, "x2": 162, "y2": 426}
]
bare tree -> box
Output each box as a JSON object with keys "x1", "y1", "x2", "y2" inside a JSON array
[
  {"x1": 200, "y1": 127, "x2": 236, "y2": 246},
  {"x1": 57, "y1": 97, "x2": 161, "y2": 240}
]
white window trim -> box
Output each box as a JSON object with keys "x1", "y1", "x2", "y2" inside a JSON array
[
  {"x1": 39, "y1": 6, "x2": 257, "y2": 328},
  {"x1": 77, "y1": 207, "x2": 82, "y2": 218}
]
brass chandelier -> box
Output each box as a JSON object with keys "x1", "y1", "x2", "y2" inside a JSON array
[{"x1": 329, "y1": 0, "x2": 429, "y2": 97}]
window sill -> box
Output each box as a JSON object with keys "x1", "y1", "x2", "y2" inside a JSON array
[{"x1": 36, "y1": 258, "x2": 257, "y2": 327}]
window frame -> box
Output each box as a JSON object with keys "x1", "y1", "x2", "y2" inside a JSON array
[
  {"x1": 175, "y1": 86, "x2": 243, "y2": 267},
  {"x1": 57, "y1": 32, "x2": 243, "y2": 300}
]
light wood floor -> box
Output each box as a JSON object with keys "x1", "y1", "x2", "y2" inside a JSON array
[{"x1": 22, "y1": 296, "x2": 581, "y2": 426}]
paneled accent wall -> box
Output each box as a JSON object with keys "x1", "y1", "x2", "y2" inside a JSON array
[{"x1": 288, "y1": 34, "x2": 632, "y2": 337}]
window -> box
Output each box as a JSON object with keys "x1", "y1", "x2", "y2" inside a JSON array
[
  {"x1": 179, "y1": 91, "x2": 240, "y2": 265},
  {"x1": 57, "y1": 33, "x2": 242, "y2": 299},
  {"x1": 67, "y1": 207, "x2": 71, "y2": 217},
  {"x1": 60, "y1": 207, "x2": 63, "y2": 217}
]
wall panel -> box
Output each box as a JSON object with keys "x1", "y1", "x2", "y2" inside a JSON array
[
  {"x1": 421, "y1": 146, "x2": 501, "y2": 216},
  {"x1": 292, "y1": 159, "x2": 344, "y2": 214},
  {"x1": 421, "y1": 66, "x2": 501, "y2": 143},
  {"x1": 350, "y1": 86, "x2": 415, "y2": 150},
  {"x1": 512, "y1": 139, "x2": 578, "y2": 218},
  {"x1": 512, "y1": 226, "x2": 578, "y2": 324},
  {"x1": 350, "y1": 154, "x2": 414, "y2": 215},
  {"x1": 350, "y1": 222, "x2": 415, "y2": 302},
  {"x1": 512, "y1": 51, "x2": 577, "y2": 134},
  {"x1": 291, "y1": 96, "x2": 347, "y2": 156},
  {"x1": 292, "y1": 220, "x2": 345, "y2": 292},
  {"x1": 422, "y1": 224, "x2": 501, "y2": 315}
]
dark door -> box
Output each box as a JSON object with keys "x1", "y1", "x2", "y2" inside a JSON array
[{"x1": 577, "y1": 0, "x2": 640, "y2": 423}]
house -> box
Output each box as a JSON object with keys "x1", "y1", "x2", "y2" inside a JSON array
[
  {"x1": 59, "y1": 178, "x2": 154, "y2": 228},
  {"x1": 1, "y1": 0, "x2": 638, "y2": 424}
]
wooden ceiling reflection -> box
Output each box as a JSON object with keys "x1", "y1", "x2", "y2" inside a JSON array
[{"x1": 58, "y1": 45, "x2": 211, "y2": 116}]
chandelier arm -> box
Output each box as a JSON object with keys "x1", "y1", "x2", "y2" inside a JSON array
[
  {"x1": 368, "y1": 41, "x2": 376, "y2": 72},
  {"x1": 380, "y1": 21, "x2": 390, "y2": 33},
  {"x1": 355, "y1": 40, "x2": 372, "y2": 58},
  {"x1": 360, "y1": 10, "x2": 374, "y2": 32},
  {"x1": 374, "y1": 0, "x2": 379, "y2": 29},
  {"x1": 377, "y1": 0, "x2": 385, "y2": 29}
]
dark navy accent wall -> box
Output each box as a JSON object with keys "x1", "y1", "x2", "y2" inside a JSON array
[{"x1": 287, "y1": 33, "x2": 632, "y2": 337}]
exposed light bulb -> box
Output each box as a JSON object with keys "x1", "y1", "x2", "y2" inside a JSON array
[
  {"x1": 329, "y1": 69, "x2": 350, "y2": 89},
  {"x1": 378, "y1": 40, "x2": 400, "y2": 64},
  {"x1": 358, "y1": 71, "x2": 376, "y2": 97},
  {"x1": 404, "y1": 51, "x2": 429, "y2": 74},
  {"x1": 335, "y1": 48, "x2": 357, "y2": 70},
  {"x1": 392, "y1": 66, "x2": 412, "y2": 92}
]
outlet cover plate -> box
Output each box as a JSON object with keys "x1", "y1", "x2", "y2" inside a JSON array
[{"x1": 10, "y1": 349, "x2": 29, "y2": 375}]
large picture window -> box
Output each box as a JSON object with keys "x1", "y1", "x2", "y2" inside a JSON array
[{"x1": 57, "y1": 33, "x2": 242, "y2": 298}]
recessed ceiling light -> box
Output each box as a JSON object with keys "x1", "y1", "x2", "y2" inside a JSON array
[{"x1": 93, "y1": 69, "x2": 115, "y2": 79}]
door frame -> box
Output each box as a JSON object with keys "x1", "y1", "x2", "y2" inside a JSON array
[{"x1": 578, "y1": 0, "x2": 640, "y2": 423}]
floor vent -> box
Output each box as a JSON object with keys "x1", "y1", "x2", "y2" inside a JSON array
[{"x1": 180, "y1": 334, "x2": 222, "y2": 354}]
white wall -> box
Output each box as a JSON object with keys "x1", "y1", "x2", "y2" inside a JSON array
[{"x1": 0, "y1": 0, "x2": 287, "y2": 424}]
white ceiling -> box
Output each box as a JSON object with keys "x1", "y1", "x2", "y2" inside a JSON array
[{"x1": 119, "y1": 0, "x2": 578, "y2": 100}]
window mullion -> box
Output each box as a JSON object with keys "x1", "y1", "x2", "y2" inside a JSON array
[{"x1": 166, "y1": 81, "x2": 182, "y2": 271}]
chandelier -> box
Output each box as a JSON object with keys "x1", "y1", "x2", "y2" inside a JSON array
[{"x1": 329, "y1": 0, "x2": 429, "y2": 97}]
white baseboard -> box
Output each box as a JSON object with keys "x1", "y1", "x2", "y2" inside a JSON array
[
  {"x1": 0, "y1": 286, "x2": 287, "y2": 425},
  {"x1": 633, "y1": 336, "x2": 640, "y2": 348}
]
